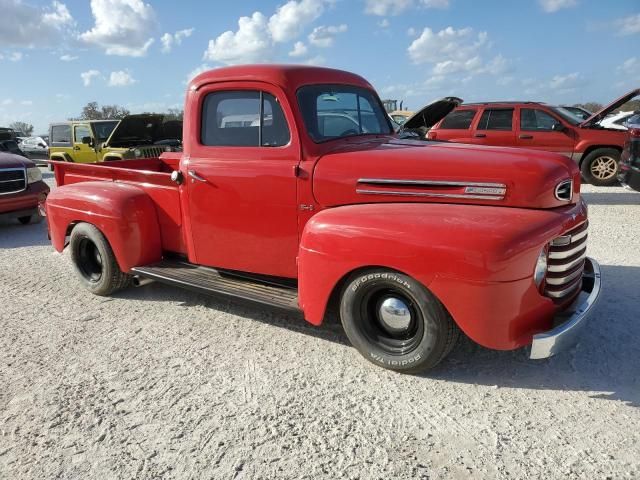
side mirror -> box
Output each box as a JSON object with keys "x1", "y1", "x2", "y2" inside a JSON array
[
  {"x1": 39, "y1": 143, "x2": 47, "y2": 148},
  {"x1": 81, "y1": 136, "x2": 93, "y2": 146},
  {"x1": 551, "y1": 123, "x2": 566, "y2": 132}
]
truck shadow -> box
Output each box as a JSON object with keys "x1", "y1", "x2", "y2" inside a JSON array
[
  {"x1": 582, "y1": 190, "x2": 640, "y2": 205},
  {"x1": 0, "y1": 217, "x2": 50, "y2": 248},
  {"x1": 432, "y1": 264, "x2": 640, "y2": 407},
  {"x1": 116, "y1": 264, "x2": 640, "y2": 406}
]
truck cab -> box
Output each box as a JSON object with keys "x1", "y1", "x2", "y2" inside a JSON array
[{"x1": 44, "y1": 65, "x2": 601, "y2": 373}]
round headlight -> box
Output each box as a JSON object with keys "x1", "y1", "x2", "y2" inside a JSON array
[
  {"x1": 534, "y1": 248, "x2": 547, "y2": 288},
  {"x1": 134, "y1": 149, "x2": 142, "y2": 157}
]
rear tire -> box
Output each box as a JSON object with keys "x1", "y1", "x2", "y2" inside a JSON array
[
  {"x1": 339, "y1": 269, "x2": 459, "y2": 373},
  {"x1": 69, "y1": 223, "x2": 131, "y2": 296},
  {"x1": 580, "y1": 148, "x2": 620, "y2": 186}
]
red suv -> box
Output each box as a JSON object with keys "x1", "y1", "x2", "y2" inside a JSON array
[{"x1": 426, "y1": 89, "x2": 639, "y2": 186}]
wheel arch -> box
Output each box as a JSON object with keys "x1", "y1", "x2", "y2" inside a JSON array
[
  {"x1": 46, "y1": 181, "x2": 162, "y2": 272},
  {"x1": 578, "y1": 144, "x2": 622, "y2": 167}
]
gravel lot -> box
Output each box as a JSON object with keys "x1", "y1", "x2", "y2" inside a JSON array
[{"x1": 1, "y1": 169, "x2": 639, "y2": 479}]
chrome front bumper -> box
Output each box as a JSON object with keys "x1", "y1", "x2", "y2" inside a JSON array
[{"x1": 530, "y1": 257, "x2": 601, "y2": 360}]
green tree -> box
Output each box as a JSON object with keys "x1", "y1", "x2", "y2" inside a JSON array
[
  {"x1": 72, "y1": 102, "x2": 131, "y2": 120},
  {"x1": 572, "y1": 102, "x2": 603, "y2": 113},
  {"x1": 165, "y1": 108, "x2": 184, "y2": 121},
  {"x1": 9, "y1": 121, "x2": 34, "y2": 136}
]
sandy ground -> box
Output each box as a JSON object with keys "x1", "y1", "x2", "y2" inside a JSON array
[{"x1": 1, "y1": 170, "x2": 639, "y2": 479}]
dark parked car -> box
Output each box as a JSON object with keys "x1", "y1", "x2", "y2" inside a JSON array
[
  {"x1": 618, "y1": 113, "x2": 640, "y2": 192},
  {"x1": 0, "y1": 152, "x2": 50, "y2": 224},
  {"x1": 0, "y1": 139, "x2": 27, "y2": 157}
]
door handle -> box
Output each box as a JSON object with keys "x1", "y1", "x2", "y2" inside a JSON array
[
  {"x1": 474, "y1": 133, "x2": 486, "y2": 138},
  {"x1": 519, "y1": 134, "x2": 534, "y2": 139},
  {"x1": 188, "y1": 170, "x2": 207, "y2": 182},
  {"x1": 73, "y1": 146, "x2": 81, "y2": 150}
]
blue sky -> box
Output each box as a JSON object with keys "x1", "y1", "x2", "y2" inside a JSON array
[{"x1": 0, "y1": 0, "x2": 638, "y2": 134}]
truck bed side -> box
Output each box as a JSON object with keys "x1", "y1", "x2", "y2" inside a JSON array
[{"x1": 49, "y1": 155, "x2": 185, "y2": 254}]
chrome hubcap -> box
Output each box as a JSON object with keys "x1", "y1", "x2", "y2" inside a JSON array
[
  {"x1": 378, "y1": 297, "x2": 412, "y2": 332},
  {"x1": 590, "y1": 156, "x2": 617, "y2": 180}
]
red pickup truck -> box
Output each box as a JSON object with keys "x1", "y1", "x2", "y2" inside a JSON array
[{"x1": 44, "y1": 65, "x2": 601, "y2": 373}]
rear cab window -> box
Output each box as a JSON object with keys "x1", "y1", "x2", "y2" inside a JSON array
[
  {"x1": 439, "y1": 109, "x2": 477, "y2": 129},
  {"x1": 477, "y1": 108, "x2": 514, "y2": 131}
]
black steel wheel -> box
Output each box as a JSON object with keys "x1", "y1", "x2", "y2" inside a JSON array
[
  {"x1": 340, "y1": 269, "x2": 459, "y2": 373},
  {"x1": 69, "y1": 223, "x2": 131, "y2": 296}
]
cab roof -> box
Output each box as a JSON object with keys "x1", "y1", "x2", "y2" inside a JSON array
[{"x1": 189, "y1": 64, "x2": 373, "y2": 92}]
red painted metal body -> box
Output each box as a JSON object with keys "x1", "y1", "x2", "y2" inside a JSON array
[
  {"x1": 428, "y1": 102, "x2": 627, "y2": 164},
  {"x1": 45, "y1": 65, "x2": 590, "y2": 351}
]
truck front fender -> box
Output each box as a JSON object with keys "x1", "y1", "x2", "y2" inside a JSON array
[
  {"x1": 46, "y1": 181, "x2": 162, "y2": 272},
  {"x1": 298, "y1": 202, "x2": 587, "y2": 332}
]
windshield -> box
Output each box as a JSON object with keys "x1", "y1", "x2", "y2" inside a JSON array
[
  {"x1": 550, "y1": 107, "x2": 582, "y2": 126},
  {"x1": 93, "y1": 121, "x2": 119, "y2": 142},
  {"x1": 297, "y1": 84, "x2": 392, "y2": 143}
]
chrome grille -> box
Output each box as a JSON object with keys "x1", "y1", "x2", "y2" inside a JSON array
[
  {"x1": 0, "y1": 168, "x2": 26, "y2": 195},
  {"x1": 545, "y1": 221, "x2": 588, "y2": 300}
]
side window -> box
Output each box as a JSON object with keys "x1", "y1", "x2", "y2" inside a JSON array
[
  {"x1": 201, "y1": 91, "x2": 290, "y2": 147},
  {"x1": 74, "y1": 125, "x2": 91, "y2": 143},
  {"x1": 520, "y1": 109, "x2": 559, "y2": 131},
  {"x1": 440, "y1": 109, "x2": 477, "y2": 129},
  {"x1": 477, "y1": 108, "x2": 514, "y2": 131},
  {"x1": 51, "y1": 125, "x2": 71, "y2": 145}
]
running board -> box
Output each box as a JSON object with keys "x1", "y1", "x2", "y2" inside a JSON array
[{"x1": 131, "y1": 259, "x2": 300, "y2": 311}]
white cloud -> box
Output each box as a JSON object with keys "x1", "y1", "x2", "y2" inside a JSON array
[
  {"x1": 42, "y1": 1, "x2": 74, "y2": 27},
  {"x1": 185, "y1": 64, "x2": 213, "y2": 84},
  {"x1": 81, "y1": 69, "x2": 101, "y2": 87},
  {"x1": 408, "y1": 26, "x2": 488, "y2": 68},
  {"x1": 407, "y1": 27, "x2": 417, "y2": 36},
  {"x1": 160, "y1": 28, "x2": 194, "y2": 53},
  {"x1": 289, "y1": 41, "x2": 308, "y2": 57},
  {"x1": 308, "y1": 24, "x2": 347, "y2": 47},
  {"x1": 378, "y1": 19, "x2": 390, "y2": 28},
  {"x1": 304, "y1": 55, "x2": 325, "y2": 66},
  {"x1": 616, "y1": 14, "x2": 640, "y2": 36},
  {"x1": 204, "y1": 12, "x2": 272, "y2": 64},
  {"x1": 365, "y1": 0, "x2": 448, "y2": 16},
  {"x1": 60, "y1": 54, "x2": 78, "y2": 61},
  {"x1": 8, "y1": 52, "x2": 23, "y2": 62},
  {"x1": 108, "y1": 70, "x2": 136, "y2": 87},
  {"x1": 548, "y1": 72, "x2": 584, "y2": 91},
  {"x1": 619, "y1": 57, "x2": 639, "y2": 74},
  {"x1": 80, "y1": 0, "x2": 156, "y2": 57},
  {"x1": 538, "y1": 0, "x2": 577, "y2": 13},
  {"x1": 0, "y1": 0, "x2": 74, "y2": 47},
  {"x1": 268, "y1": 0, "x2": 326, "y2": 42},
  {"x1": 1, "y1": 99, "x2": 13, "y2": 106},
  {"x1": 21, "y1": 100, "x2": 33, "y2": 106}
]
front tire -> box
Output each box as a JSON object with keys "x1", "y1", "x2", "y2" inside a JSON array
[
  {"x1": 339, "y1": 269, "x2": 459, "y2": 373},
  {"x1": 69, "y1": 223, "x2": 131, "y2": 296},
  {"x1": 581, "y1": 148, "x2": 620, "y2": 186}
]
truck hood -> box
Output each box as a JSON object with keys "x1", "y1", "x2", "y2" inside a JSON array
[
  {"x1": 0, "y1": 151, "x2": 33, "y2": 168},
  {"x1": 402, "y1": 97, "x2": 463, "y2": 131},
  {"x1": 580, "y1": 88, "x2": 640, "y2": 128},
  {"x1": 312, "y1": 138, "x2": 580, "y2": 210},
  {"x1": 106, "y1": 114, "x2": 183, "y2": 148}
]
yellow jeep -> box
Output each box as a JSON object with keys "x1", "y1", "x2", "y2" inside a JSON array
[{"x1": 49, "y1": 115, "x2": 182, "y2": 163}]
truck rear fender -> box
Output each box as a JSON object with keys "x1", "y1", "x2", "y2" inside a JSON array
[
  {"x1": 298, "y1": 202, "x2": 587, "y2": 337},
  {"x1": 46, "y1": 181, "x2": 162, "y2": 272}
]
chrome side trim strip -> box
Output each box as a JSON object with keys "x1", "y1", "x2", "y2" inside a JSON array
[
  {"x1": 357, "y1": 178, "x2": 507, "y2": 188},
  {"x1": 355, "y1": 189, "x2": 504, "y2": 201}
]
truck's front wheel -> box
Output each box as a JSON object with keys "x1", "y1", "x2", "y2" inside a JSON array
[
  {"x1": 69, "y1": 223, "x2": 131, "y2": 296},
  {"x1": 339, "y1": 269, "x2": 459, "y2": 373}
]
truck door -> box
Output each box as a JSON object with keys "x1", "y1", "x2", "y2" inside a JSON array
[
  {"x1": 471, "y1": 107, "x2": 517, "y2": 146},
  {"x1": 184, "y1": 84, "x2": 300, "y2": 278},
  {"x1": 72, "y1": 124, "x2": 98, "y2": 163},
  {"x1": 516, "y1": 107, "x2": 575, "y2": 158}
]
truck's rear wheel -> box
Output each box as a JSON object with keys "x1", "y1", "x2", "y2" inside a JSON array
[
  {"x1": 339, "y1": 269, "x2": 459, "y2": 373},
  {"x1": 581, "y1": 148, "x2": 620, "y2": 186},
  {"x1": 69, "y1": 223, "x2": 131, "y2": 296}
]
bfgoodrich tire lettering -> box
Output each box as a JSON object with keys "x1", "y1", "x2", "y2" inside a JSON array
[
  {"x1": 340, "y1": 269, "x2": 459, "y2": 373},
  {"x1": 69, "y1": 223, "x2": 131, "y2": 296}
]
